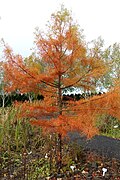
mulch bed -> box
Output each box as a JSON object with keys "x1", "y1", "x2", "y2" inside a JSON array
[
  {"x1": 1, "y1": 150, "x2": 119, "y2": 179},
  {"x1": 46, "y1": 151, "x2": 120, "y2": 179},
  {"x1": 0, "y1": 135, "x2": 120, "y2": 179}
]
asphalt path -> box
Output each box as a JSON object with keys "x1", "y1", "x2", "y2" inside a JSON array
[{"x1": 68, "y1": 133, "x2": 120, "y2": 160}]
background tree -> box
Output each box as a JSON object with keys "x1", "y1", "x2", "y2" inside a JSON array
[
  {"x1": 88, "y1": 38, "x2": 120, "y2": 91},
  {"x1": 87, "y1": 38, "x2": 120, "y2": 136},
  {"x1": 0, "y1": 61, "x2": 10, "y2": 107},
  {"x1": 102, "y1": 43, "x2": 120, "y2": 86}
]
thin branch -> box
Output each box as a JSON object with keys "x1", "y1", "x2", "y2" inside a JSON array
[{"x1": 61, "y1": 69, "x2": 91, "y2": 90}]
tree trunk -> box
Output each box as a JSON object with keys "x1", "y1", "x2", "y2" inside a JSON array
[
  {"x1": 57, "y1": 133, "x2": 62, "y2": 173},
  {"x1": 57, "y1": 74, "x2": 62, "y2": 173}
]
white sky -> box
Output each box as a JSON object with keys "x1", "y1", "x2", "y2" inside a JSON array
[{"x1": 0, "y1": 0, "x2": 120, "y2": 57}]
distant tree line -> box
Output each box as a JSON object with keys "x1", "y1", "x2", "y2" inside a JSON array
[
  {"x1": 62, "y1": 92, "x2": 103, "y2": 101},
  {"x1": 0, "y1": 91, "x2": 104, "y2": 107},
  {"x1": 0, "y1": 93, "x2": 44, "y2": 107}
]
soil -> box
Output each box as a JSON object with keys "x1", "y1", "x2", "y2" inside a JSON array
[{"x1": 1, "y1": 135, "x2": 120, "y2": 179}]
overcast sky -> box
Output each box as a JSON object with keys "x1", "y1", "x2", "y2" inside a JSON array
[{"x1": 0, "y1": 0, "x2": 120, "y2": 57}]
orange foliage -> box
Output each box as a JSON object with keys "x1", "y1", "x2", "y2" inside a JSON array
[
  {"x1": 3, "y1": 45, "x2": 44, "y2": 94},
  {"x1": 3, "y1": 7, "x2": 120, "y2": 139}
]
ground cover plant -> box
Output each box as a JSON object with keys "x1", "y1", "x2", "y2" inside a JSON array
[
  {"x1": 0, "y1": 5, "x2": 120, "y2": 179},
  {"x1": 0, "y1": 107, "x2": 120, "y2": 179}
]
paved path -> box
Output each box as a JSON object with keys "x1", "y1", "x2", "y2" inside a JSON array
[{"x1": 69, "y1": 133, "x2": 120, "y2": 160}]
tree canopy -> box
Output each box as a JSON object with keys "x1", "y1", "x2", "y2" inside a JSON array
[{"x1": 2, "y1": 6, "x2": 120, "y2": 139}]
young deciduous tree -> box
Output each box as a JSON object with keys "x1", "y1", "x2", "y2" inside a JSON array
[
  {"x1": 3, "y1": 6, "x2": 120, "y2": 172},
  {"x1": 88, "y1": 38, "x2": 120, "y2": 91}
]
